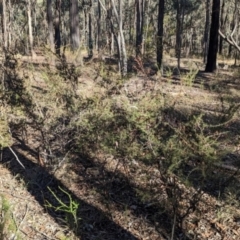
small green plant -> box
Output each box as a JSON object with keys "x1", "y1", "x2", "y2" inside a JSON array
[
  {"x1": 180, "y1": 68, "x2": 198, "y2": 87},
  {"x1": 45, "y1": 187, "x2": 80, "y2": 231},
  {"x1": 0, "y1": 195, "x2": 21, "y2": 240},
  {"x1": 165, "y1": 66, "x2": 173, "y2": 78}
]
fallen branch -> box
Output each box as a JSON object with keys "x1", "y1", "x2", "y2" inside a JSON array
[{"x1": 0, "y1": 133, "x2": 25, "y2": 169}]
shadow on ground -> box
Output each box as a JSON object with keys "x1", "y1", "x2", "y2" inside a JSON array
[
  {"x1": 0, "y1": 142, "x2": 192, "y2": 240},
  {"x1": 1, "y1": 145, "x2": 138, "y2": 240}
]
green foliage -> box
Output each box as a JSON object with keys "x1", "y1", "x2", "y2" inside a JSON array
[
  {"x1": 0, "y1": 195, "x2": 20, "y2": 240},
  {"x1": 0, "y1": 117, "x2": 13, "y2": 149},
  {"x1": 162, "y1": 113, "x2": 219, "y2": 176},
  {"x1": 180, "y1": 68, "x2": 198, "y2": 87},
  {"x1": 45, "y1": 187, "x2": 80, "y2": 231}
]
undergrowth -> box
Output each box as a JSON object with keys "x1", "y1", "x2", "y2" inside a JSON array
[
  {"x1": 0, "y1": 195, "x2": 21, "y2": 240},
  {"x1": 1, "y1": 52, "x2": 239, "y2": 238}
]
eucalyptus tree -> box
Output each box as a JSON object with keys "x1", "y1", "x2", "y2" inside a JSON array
[
  {"x1": 135, "y1": 0, "x2": 145, "y2": 57},
  {"x1": 157, "y1": 0, "x2": 165, "y2": 69},
  {"x1": 172, "y1": 0, "x2": 200, "y2": 68},
  {"x1": 1, "y1": 0, "x2": 7, "y2": 50},
  {"x1": 174, "y1": 0, "x2": 185, "y2": 68},
  {"x1": 205, "y1": 0, "x2": 220, "y2": 72},
  {"x1": 47, "y1": 0, "x2": 54, "y2": 52},
  {"x1": 203, "y1": 0, "x2": 210, "y2": 63},
  {"x1": 96, "y1": 0, "x2": 127, "y2": 76},
  {"x1": 70, "y1": 0, "x2": 80, "y2": 51},
  {"x1": 114, "y1": 0, "x2": 127, "y2": 76},
  {"x1": 219, "y1": 1, "x2": 227, "y2": 55},
  {"x1": 218, "y1": 0, "x2": 240, "y2": 57},
  {"x1": 97, "y1": 0, "x2": 102, "y2": 52},
  {"x1": 54, "y1": 0, "x2": 61, "y2": 56}
]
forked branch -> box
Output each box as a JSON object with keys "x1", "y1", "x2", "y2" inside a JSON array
[{"x1": 219, "y1": 24, "x2": 240, "y2": 52}]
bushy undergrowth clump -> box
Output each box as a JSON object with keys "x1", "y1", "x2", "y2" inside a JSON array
[
  {"x1": 71, "y1": 87, "x2": 221, "y2": 178},
  {"x1": 3, "y1": 55, "x2": 239, "y2": 238},
  {"x1": 0, "y1": 195, "x2": 20, "y2": 240},
  {"x1": 70, "y1": 91, "x2": 165, "y2": 163},
  {"x1": 5, "y1": 57, "x2": 223, "y2": 177},
  {"x1": 2, "y1": 54, "x2": 233, "y2": 182}
]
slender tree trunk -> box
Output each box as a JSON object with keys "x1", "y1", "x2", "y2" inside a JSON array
[
  {"x1": 70, "y1": 0, "x2": 80, "y2": 51},
  {"x1": 129, "y1": 2, "x2": 134, "y2": 46},
  {"x1": 97, "y1": 1, "x2": 101, "y2": 52},
  {"x1": 219, "y1": 1, "x2": 226, "y2": 55},
  {"x1": 145, "y1": 0, "x2": 151, "y2": 53},
  {"x1": 135, "y1": 0, "x2": 144, "y2": 57},
  {"x1": 88, "y1": 6, "x2": 93, "y2": 58},
  {"x1": 118, "y1": 0, "x2": 127, "y2": 76},
  {"x1": 228, "y1": 0, "x2": 239, "y2": 57},
  {"x1": 1, "y1": 0, "x2": 7, "y2": 50},
  {"x1": 8, "y1": 0, "x2": 12, "y2": 48},
  {"x1": 110, "y1": 0, "x2": 127, "y2": 76},
  {"x1": 1, "y1": 0, "x2": 7, "y2": 88},
  {"x1": 27, "y1": 0, "x2": 35, "y2": 57},
  {"x1": 203, "y1": 0, "x2": 211, "y2": 63},
  {"x1": 175, "y1": 0, "x2": 185, "y2": 69},
  {"x1": 205, "y1": 0, "x2": 220, "y2": 72},
  {"x1": 157, "y1": 0, "x2": 165, "y2": 69},
  {"x1": 54, "y1": 0, "x2": 61, "y2": 56},
  {"x1": 47, "y1": 0, "x2": 54, "y2": 52},
  {"x1": 228, "y1": 9, "x2": 235, "y2": 57}
]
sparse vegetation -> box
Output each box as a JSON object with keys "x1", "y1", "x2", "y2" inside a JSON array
[
  {"x1": 0, "y1": 51, "x2": 240, "y2": 239},
  {"x1": 45, "y1": 186, "x2": 80, "y2": 232},
  {"x1": 0, "y1": 195, "x2": 21, "y2": 240},
  {"x1": 0, "y1": 1, "x2": 240, "y2": 238}
]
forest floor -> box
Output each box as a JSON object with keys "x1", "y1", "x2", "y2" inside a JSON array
[{"x1": 1, "y1": 54, "x2": 240, "y2": 240}]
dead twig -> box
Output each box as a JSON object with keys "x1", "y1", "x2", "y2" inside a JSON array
[{"x1": 0, "y1": 134, "x2": 25, "y2": 169}]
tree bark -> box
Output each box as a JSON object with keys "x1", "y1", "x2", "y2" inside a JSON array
[
  {"x1": 135, "y1": 0, "x2": 144, "y2": 57},
  {"x1": 219, "y1": 1, "x2": 226, "y2": 55},
  {"x1": 27, "y1": 0, "x2": 35, "y2": 57},
  {"x1": 157, "y1": 0, "x2": 164, "y2": 69},
  {"x1": 175, "y1": 0, "x2": 185, "y2": 69},
  {"x1": 0, "y1": 0, "x2": 7, "y2": 88},
  {"x1": 70, "y1": 0, "x2": 80, "y2": 51},
  {"x1": 118, "y1": 0, "x2": 127, "y2": 76},
  {"x1": 203, "y1": 0, "x2": 210, "y2": 63},
  {"x1": 205, "y1": 0, "x2": 220, "y2": 72},
  {"x1": 1, "y1": 0, "x2": 7, "y2": 50},
  {"x1": 97, "y1": 1, "x2": 102, "y2": 52},
  {"x1": 54, "y1": 0, "x2": 61, "y2": 56},
  {"x1": 47, "y1": 0, "x2": 54, "y2": 52},
  {"x1": 88, "y1": 6, "x2": 93, "y2": 58}
]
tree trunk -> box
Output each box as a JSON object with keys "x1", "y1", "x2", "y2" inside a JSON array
[
  {"x1": 70, "y1": 0, "x2": 80, "y2": 51},
  {"x1": 157, "y1": 0, "x2": 164, "y2": 69},
  {"x1": 97, "y1": 1, "x2": 101, "y2": 52},
  {"x1": 47, "y1": 0, "x2": 54, "y2": 52},
  {"x1": 118, "y1": 0, "x2": 127, "y2": 76},
  {"x1": 219, "y1": 1, "x2": 226, "y2": 55},
  {"x1": 175, "y1": 0, "x2": 185, "y2": 69},
  {"x1": 1, "y1": 0, "x2": 7, "y2": 50},
  {"x1": 205, "y1": 0, "x2": 220, "y2": 72},
  {"x1": 110, "y1": 0, "x2": 127, "y2": 76},
  {"x1": 88, "y1": 8, "x2": 93, "y2": 58},
  {"x1": 1, "y1": 0, "x2": 7, "y2": 88},
  {"x1": 54, "y1": 0, "x2": 61, "y2": 56},
  {"x1": 8, "y1": 0, "x2": 12, "y2": 49},
  {"x1": 203, "y1": 0, "x2": 211, "y2": 63},
  {"x1": 27, "y1": 0, "x2": 35, "y2": 57},
  {"x1": 135, "y1": 0, "x2": 144, "y2": 57}
]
